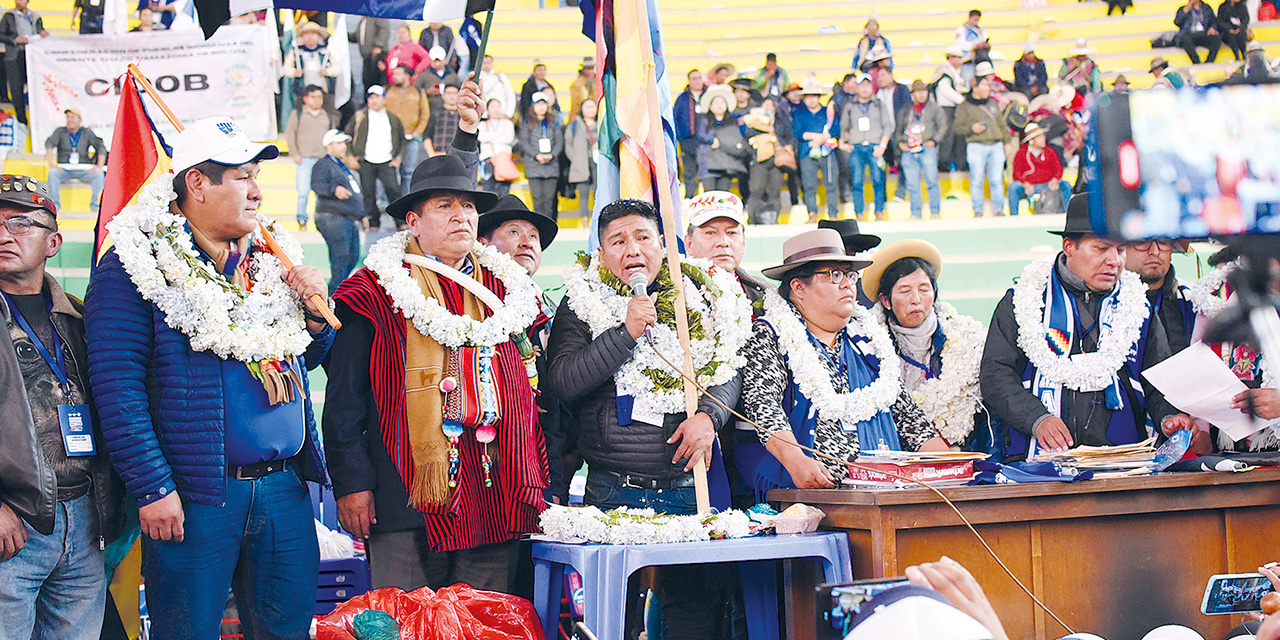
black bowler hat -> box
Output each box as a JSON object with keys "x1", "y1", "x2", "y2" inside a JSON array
[
  {"x1": 817, "y1": 218, "x2": 881, "y2": 254},
  {"x1": 477, "y1": 194, "x2": 559, "y2": 250},
  {"x1": 1049, "y1": 193, "x2": 1098, "y2": 236},
  {"x1": 385, "y1": 155, "x2": 500, "y2": 220}
]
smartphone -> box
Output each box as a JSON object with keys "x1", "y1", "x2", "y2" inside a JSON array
[
  {"x1": 1088, "y1": 81, "x2": 1280, "y2": 241},
  {"x1": 817, "y1": 577, "x2": 912, "y2": 640},
  {"x1": 1201, "y1": 573, "x2": 1274, "y2": 615}
]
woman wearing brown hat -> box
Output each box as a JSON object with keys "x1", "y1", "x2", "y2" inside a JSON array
[
  {"x1": 864, "y1": 240, "x2": 998, "y2": 454},
  {"x1": 735, "y1": 229, "x2": 937, "y2": 493}
]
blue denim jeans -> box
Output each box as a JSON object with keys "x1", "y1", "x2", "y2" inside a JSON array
[
  {"x1": 584, "y1": 472, "x2": 718, "y2": 640},
  {"x1": 1007, "y1": 180, "x2": 1071, "y2": 216},
  {"x1": 900, "y1": 146, "x2": 941, "y2": 218},
  {"x1": 294, "y1": 157, "x2": 318, "y2": 226},
  {"x1": 0, "y1": 495, "x2": 107, "y2": 640},
  {"x1": 314, "y1": 212, "x2": 361, "y2": 295},
  {"x1": 847, "y1": 144, "x2": 886, "y2": 216},
  {"x1": 799, "y1": 154, "x2": 840, "y2": 218},
  {"x1": 142, "y1": 466, "x2": 318, "y2": 640},
  {"x1": 583, "y1": 473, "x2": 698, "y2": 515},
  {"x1": 965, "y1": 142, "x2": 1007, "y2": 215},
  {"x1": 400, "y1": 136, "x2": 424, "y2": 189},
  {"x1": 47, "y1": 166, "x2": 105, "y2": 212}
]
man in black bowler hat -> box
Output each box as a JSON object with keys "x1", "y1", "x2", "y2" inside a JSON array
[
  {"x1": 818, "y1": 217, "x2": 881, "y2": 306},
  {"x1": 980, "y1": 193, "x2": 1193, "y2": 461},
  {"x1": 323, "y1": 78, "x2": 549, "y2": 593},
  {"x1": 476, "y1": 195, "x2": 577, "y2": 504}
]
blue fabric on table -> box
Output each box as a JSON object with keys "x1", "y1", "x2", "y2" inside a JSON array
[{"x1": 969, "y1": 460, "x2": 1094, "y2": 485}]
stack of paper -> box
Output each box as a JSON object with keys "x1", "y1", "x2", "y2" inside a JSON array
[
  {"x1": 857, "y1": 450, "x2": 991, "y2": 463},
  {"x1": 1033, "y1": 437, "x2": 1159, "y2": 473}
]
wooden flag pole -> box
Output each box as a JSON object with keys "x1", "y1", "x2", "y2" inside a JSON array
[
  {"x1": 125, "y1": 64, "x2": 342, "y2": 330},
  {"x1": 633, "y1": 1, "x2": 710, "y2": 513}
]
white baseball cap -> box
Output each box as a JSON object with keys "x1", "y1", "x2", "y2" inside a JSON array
[
  {"x1": 170, "y1": 116, "x2": 279, "y2": 174},
  {"x1": 321, "y1": 129, "x2": 351, "y2": 147},
  {"x1": 429, "y1": 45, "x2": 447, "y2": 61},
  {"x1": 685, "y1": 190, "x2": 745, "y2": 228}
]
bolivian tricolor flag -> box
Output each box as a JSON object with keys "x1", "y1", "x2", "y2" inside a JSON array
[{"x1": 94, "y1": 73, "x2": 171, "y2": 265}]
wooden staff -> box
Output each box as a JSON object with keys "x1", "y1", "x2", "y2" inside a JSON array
[
  {"x1": 125, "y1": 64, "x2": 341, "y2": 330},
  {"x1": 633, "y1": 0, "x2": 710, "y2": 513}
]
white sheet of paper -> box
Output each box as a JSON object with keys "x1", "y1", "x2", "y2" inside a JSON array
[{"x1": 1142, "y1": 342, "x2": 1280, "y2": 440}]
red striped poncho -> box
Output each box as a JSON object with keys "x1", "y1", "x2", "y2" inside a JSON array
[{"x1": 335, "y1": 265, "x2": 548, "y2": 553}]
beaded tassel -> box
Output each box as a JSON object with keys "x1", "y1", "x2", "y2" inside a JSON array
[
  {"x1": 447, "y1": 437, "x2": 460, "y2": 488},
  {"x1": 481, "y1": 445, "x2": 493, "y2": 488}
]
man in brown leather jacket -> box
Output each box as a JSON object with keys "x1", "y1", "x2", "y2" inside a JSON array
[{"x1": 0, "y1": 174, "x2": 123, "y2": 637}]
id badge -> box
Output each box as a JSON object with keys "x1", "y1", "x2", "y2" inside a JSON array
[
  {"x1": 348, "y1": 175, "x2": 362, "y2": 194},
  {"x1": 538, "y1": 137, "x2": 552, "y2": 154},
  {"x1": 59, "y1": 404, "x2": 96, "y2": 456},
  {"x1": 631, "y1": 404, "x2": 664, "y2": 427},
  {"x1": 68, "y1": 151, "x2": 79, "y2": 164},
  {"x1": 858, "y1": 117, "x2": 871, "y2": 132}
]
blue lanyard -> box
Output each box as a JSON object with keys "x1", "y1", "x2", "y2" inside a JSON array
[
  {"x1": 329, "y1": 154, "x2": 354, "y2": 179},
  {"x1": 68, "y1": 128, "x2": 82, "y2": 151},
  {"x1": 900, "y1": 352, "x2": 934, "y2": 379},
  {"x1": 1, "y1": 291, "x2": 69, "y2": 397}
]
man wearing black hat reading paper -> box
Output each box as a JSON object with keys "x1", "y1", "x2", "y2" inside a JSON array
[
  {"x1": 323, "y1": 77, "x2": 549, "y2": 594},
  {"x1": 980, "y1": 194, "x2": 1193, "y2": 461}
]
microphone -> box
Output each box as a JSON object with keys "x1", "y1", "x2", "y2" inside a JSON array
[{"x1": 628, "y1": 272, "x2": 654, "y2": 343}]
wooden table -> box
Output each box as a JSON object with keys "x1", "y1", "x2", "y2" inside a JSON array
[{"x1": 771, "y1": 469, "x2": 1280, "y2": 640}]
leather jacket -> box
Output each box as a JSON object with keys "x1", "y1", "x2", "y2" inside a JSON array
[{"x1": 0, "y1": 274, "x2": 124, "y2": 543}]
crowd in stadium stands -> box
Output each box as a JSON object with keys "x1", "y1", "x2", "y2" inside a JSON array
[{"x1": 0, "y1": 3, "x2": 1266, "y2": 230}]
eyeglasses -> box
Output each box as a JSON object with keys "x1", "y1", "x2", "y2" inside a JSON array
[
  {"x1": 1, "y1": 216, "x2": 54, "y2": 236},
  {"x1": 812, "y1": 268, "x2": 859, "y2": 285},
  {"x1": 1128, "y1": 240, "x2": 1173, "y2": 252}
]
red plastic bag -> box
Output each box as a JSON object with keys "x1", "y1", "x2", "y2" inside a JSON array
[{"x1": 315, "y1": 584, "x2": 544, "y2": 640}]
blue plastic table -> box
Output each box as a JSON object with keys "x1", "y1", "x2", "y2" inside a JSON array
[{"x1": 531, "y1": 532, "x2": 852, "y2": 640}]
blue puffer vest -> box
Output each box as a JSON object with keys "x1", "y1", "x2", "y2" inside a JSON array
[{"x1": 84, "y1": 249, "x2": 332, "y2": 507}]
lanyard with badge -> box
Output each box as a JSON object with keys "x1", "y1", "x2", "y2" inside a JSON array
[
  {"x1": 68, "y1": 129, "x2": 82, "y2": 164},
  {"x1": 1, "y1": 291, "x2": 96, "y2": 456},
  {"x1": 538, "y1": 121, "x2": 552, "y2": 155}
]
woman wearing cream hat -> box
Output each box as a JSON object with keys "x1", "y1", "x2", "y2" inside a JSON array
[
  {"x1": 864, "y1": 240, "x2": 997, "y2": 454},
  {"x1": 1058, "y1": 39, "x2": 1101, "y2": 94}
]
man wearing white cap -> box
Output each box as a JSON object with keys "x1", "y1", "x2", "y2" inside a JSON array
[
  {"x1": 84, "y1": 116, "x2": 334, "y2": 639},
  {"x1": 684, "y1": 190, "x2": 768, "y2": 306},
  {"x1": 933, "y1": 44, "x2": 969, "y2": 173},
  {"x1": 311, "y1": 129, "x2": 363, "y2": 293},
  {"x1": 1012, "y1": 43, "x2": 1048, "y2": 98},
  {"x1": 346, "y1": 85, "x2": 405, "y2": 231},
  {"x1": 416, "y1": 45, "x2": 459, "y2": 97}
]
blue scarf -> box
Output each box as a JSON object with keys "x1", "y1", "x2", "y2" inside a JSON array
[
  {"x1": 738, "y1": 324, "x2": 900, "y2": 500},
  {"x1": 1011, "y1": 264, "x2": 1148, "y2": 459}
]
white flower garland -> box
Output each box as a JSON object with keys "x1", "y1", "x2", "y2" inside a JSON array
[
  {"x1": 538, "y1": 504, "x2": 754, "y2": 545},
  {"x1": 562, "y1": 255, "x2": 751, "y2": 416},
  {"x1": 877, "y1": 302, "x2": 986, "y2": 444},
  {"x1": 107, "y1": 174, "x2": 311, "y2": 363},
  {"x1": 1185, "y1": 260, "x2": 1239, "y2": 318},
  {"x1": 761, "y1": 289, "x2": 902, "y2": 426},
  {"x1": 1012, "y1": 256, "x2": 1147, "y2": 391},
  {"x1": 364, "y1": 231, "x2": 541, "y2": 348}
]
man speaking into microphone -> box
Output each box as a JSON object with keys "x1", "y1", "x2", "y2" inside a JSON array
[{"x1": 545, "y1": 198, "x2": 750, "y2": 638}]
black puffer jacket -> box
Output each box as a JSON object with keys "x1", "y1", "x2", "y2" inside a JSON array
[{"x1": 546, "y1": 302, "x2": 740, "y2": 479}]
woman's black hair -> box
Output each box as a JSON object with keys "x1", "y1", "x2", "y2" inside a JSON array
[
  {"x1": 778, "y1": 260, "x2": 847, "y2": 303},
  {"x1": 877, "y1": 256, "x2": 938, "y2": 305}
]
